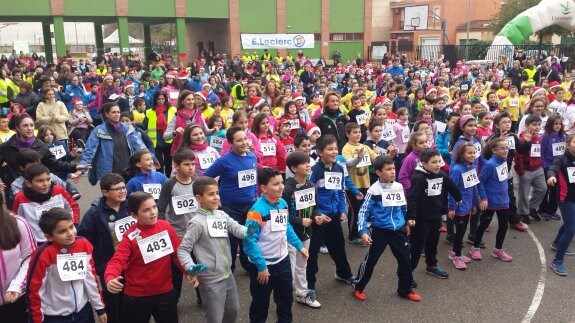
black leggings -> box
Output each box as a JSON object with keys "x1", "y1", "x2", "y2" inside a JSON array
[
  {"x1": 453, "y1": 214, "x2": 470, "y2": 256},
  {"x1": 474, "y1": 209, "x2": 510, "y2": 249}
]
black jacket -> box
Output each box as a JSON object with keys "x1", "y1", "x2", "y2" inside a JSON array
[
  {"x1": 282, "y1": 177, "x2": 319, "y2": 241},
  {"x1": 407, "y1": 165, "x2": 461, "y2": 220},
  {"x1": 314, "y1": 110, "x2": 348, "y2": 153}
]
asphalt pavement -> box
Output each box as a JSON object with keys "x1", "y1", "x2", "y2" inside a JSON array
[{"x1": 74, "y1": 176, "x2": 575, "y2": 323}]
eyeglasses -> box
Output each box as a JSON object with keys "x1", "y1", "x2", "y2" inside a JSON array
[{"x1": 106, "y1": 186, "x2": 127, "y2": 192}]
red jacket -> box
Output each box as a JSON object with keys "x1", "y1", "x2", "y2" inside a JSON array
[
  {"x1": 514, "y1": 131, "x2": 543, "y2": 176},
  {"x1": 104, "y1": 219, "x2": 185, "y2": 297},
  {"x1": 256, "y1": 133, "x2": 287, "y2": 171}
]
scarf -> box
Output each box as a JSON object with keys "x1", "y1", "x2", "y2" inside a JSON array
[
  {"x1": 323, "y1": 107, "x2": 340, "y2": 119},
  {"x1": 189, "y1": 142, "x2": 208, "y2": 151},
  {"x1": 171, "y1": 109, "x2": 199, "y2": 155},
  {"x1": 23, "y1": 183, "x2": 54, "y2": 203},
  {"x1": 107, "y1": 120, "x2": 123, "y2": 133},
  {"x1": 155, "y1": 105, "x2": 167, "y2": 134},
  {"x1": 15, "y1": 134, "x2": 36, "y2": 150}
]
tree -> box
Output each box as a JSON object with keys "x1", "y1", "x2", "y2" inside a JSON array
[{"x1": 489, "y1": 0, "x2": 573, "y2": 44}]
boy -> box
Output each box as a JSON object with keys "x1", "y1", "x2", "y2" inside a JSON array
[
  {"x1": 353, "y1": 156, "x2": 420, "y2": 302},
  {"x1": 433, "y1": 97, "x2": 448, "y2": 124},
  {"x1": 78, "y1": 173, "x2": 129, "y2": 323},
  {"x1": 244, "y1": 168, "x2": 308, "y2": 322},
  {"x1": 285, "y1": 134, "x2": 315, "y2": 179},
  {"x1": 515, "y1": 115, "x2": 547, "y2": 223},
  {"x1": 392, "y1": 85, "x2": 409, "y2": 112},
  {"x1": 120, "y1": 112, "x2": 156, "y2": 154},
  {"x1": 308, "y1": 135, "x2": 355, "y2": 289},
  {"x1": 283, "y1": 152, "x2": 322, "y2": 308},
  {"x1": 306, "y1": 123, "x2": 321, "y2": 160},
  {"x1": 549, "y1": 86, "x2": 567, "y2": 115},
  {"x1": 132, "y1": 97, "x2": 147, "y2": 125},
  {"x1": 178, "y1": 176, "x2": 259, "y2": 323},
  {"x1": 27, "y1": 208, "x2": 106, "y2": 323},
  {"x1": 407, "y1": 148, "x2": 461, "y2": 281},
  {"x1": 13, "y1": 164, "x2": 80, "y2": 244},
  {"x1": 0, "y1": 113, "x2": 14, "y2": 143},
  {"x1": 342, "y1": 122, "x2": 378, "y2": 245},
  {"x1": 347, "y1": 95, "x2": 368, "y2": 143},
  {"x1": 501, "y1": 85, "x2": 522, "y2": 132}
]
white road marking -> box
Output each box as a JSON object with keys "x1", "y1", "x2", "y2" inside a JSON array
[{"x1": 522, "y1": 227, "x2": 547, "y2": 323}]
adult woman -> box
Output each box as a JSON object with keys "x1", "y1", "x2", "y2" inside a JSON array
[
  {"x1": 178, "y1": 123, "x2": 220, "y2": 177},
  {"x1": 0, "y1": 195, "x2": 36, "y2": 322},
  {"x1": 518, "y1": 97, "x2": 550, "y2": 134},
  {"x1": 79, "y1": 102, "x2": 153, "y2": 185},
  {"x1": 0, "y1": 69, "x2": 15, "y2": 113},
  {"x1": 0, "y1": 115, "x2": 82, "y2": 205},
  {"x1": 35, "y1": 88, "x2": 69, "y2": 146},
  {"x1": 161, "y1": 72, "x2": 180, "y2": 107},
  {"x1": 164, "y1": 90, "x2": 217, "y2": 156},
  {"x1": 96, "y1": 74, "x2": 120, "y2": 112},
  {"x1": 144, "y1": 91, "x2": 177, "y2": 175},
  {"x1": 13, "y1": 82, "x2": 39, "y2": 118},
  {"x1": 262, "y1": 80, "x2": 279, "y2": 106}
]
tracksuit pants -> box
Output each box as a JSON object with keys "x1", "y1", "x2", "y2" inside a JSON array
[
  {"x1": 410, "y1": 218, "x2": 441, "y2": 270},
  {"x1": 248, "y1": 257, "x2": 293, "y2": 323},
  {"x1": 120, "y1": 290, "x2": 178, "y2": 323}
]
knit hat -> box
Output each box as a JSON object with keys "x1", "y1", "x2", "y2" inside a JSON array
[
  {"x1": 71, "y1": 97, "x2": 83, "y2": 105},
  {"x1": 103, "y1": 74, "x2": 113, "y2": 81},
  {"x1": 177, "y1": 69, "x2": 189, "y2": 80},
  {"x1": 166, "y1": 71, "x2": 176, "y2": 79},
  {"x1": 549, "y1": 81, "x2": 562, "y2": 91},
  {"x1": 202, "y1": 82, "x2": 211, "y2": 89},
  {"x1": 194, "y1": 91, "x2": 207, "y2": 102},
  {"x1": 531, "y1": 87, "x2": 547, "y2": 98},
  {"x1": 438, "y1": 90, "x2": 449, "y2": 98},
  {"x1": 458, "y1": 114, "x2": 475, "y2": 129},
  {"x1": 426, "y1": 85, "x2": 437, "y2": 96},
  {"x1": 292, "y1": 92, "x2": 305, "y2": 102},
  {"x1": 306, "y1": 123, "x2": 321, "y2": 137},
  {"x1": 249, "y1": 96, "x2": 265, "y2": 109},
  {"x1": 124, "y1": 81, "x2": 135, "y2": 90}
]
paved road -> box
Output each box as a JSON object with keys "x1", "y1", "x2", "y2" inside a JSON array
[{"x1": 74, "y1": 177, "x2": 575, "y2": 323}]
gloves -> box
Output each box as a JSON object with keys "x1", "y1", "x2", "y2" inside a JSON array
[
  {"x1": 244, "y1": 221, "x2": 261, "y2": 238},
  {"x1": 187, "y1": 264, "x2": 208, "y2": 276}
]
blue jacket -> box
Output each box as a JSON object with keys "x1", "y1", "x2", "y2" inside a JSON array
[
  {"x1": 451, "y1": 135, "x2": 484, "y2": 168},
  {"x1": 436, "y1": 128, "x2": 452, "y2": 165},
  {"x1": 358, "y1": 181, "x2": 407, "y2": 235},
  {"x1": 85, "y1": 92, "x2": 101, "y2": 121},
  {"x1": 145, "y1": 86, "x2": 159, "y2": 107},
  {"x1": 448, "y1": 162, "x2": 479, "y2": 215},
  {"x1": 77, "y1": 197, "x2": 129, "y2": 276},
  {"x1": 204, "y1": 150, "x2": 258, "y2": 206},
  {"x1": 478, "y1": 155, "x2": 509, "y2": 209},
  {"x1": 80, "y1": 123, "x2": 152, "y2": 184},
  {"x1": 309, "y1": 159, "x2": 347, "y2": 217},
  {"x1": 336, "y1": 155, "x2": 360, "y2": 196},
  {"x1": 64, "y1": 84, "x2": 86, "y2": 111},
  {"x1": 126, "y1": 171, "x2": 168, "y2": 196},
  {"x1": 541, "y1": 132, "x2": 566, "y2": 169}
]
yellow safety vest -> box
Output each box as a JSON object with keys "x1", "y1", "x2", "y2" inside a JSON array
[
  {"x1": 231, "y1": 83, "x2": 245, "y2": 109},
  {"x1": 0, "y1": 79, "x2": 10, "y2": 104},
  {"x1": 262, "y1": 53, "x2": 271, "y2": 61},
  {"x1": 145, "y1": 107, "x2": 177, "y2": 147},
  {"x1": 524, "y1": 68, "x2": 536, "y2": 86}
]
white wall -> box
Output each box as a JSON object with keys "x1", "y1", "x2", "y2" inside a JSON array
[{"x1": 0, "y1": 22, "x2": 96, "y2": 46}]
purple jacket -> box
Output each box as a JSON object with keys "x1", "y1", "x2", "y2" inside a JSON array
[
  {"x1": 398, "y1": 150, "x2": 421, "y2": 195},
  {"x1": 541, "y1": 132, "x2": 566, "y2": 169}
]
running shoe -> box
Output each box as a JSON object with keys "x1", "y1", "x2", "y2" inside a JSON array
[
  {"x1": 548, "y1": 213, "x2": 561, "y2": 220},
  {"x1": 335, "y1": 274, "x2": 356, "y2": 285},
  {"x1": 469, "y1": 247, "x2": 482, "y2": 260},
  {"x1": 439, "y1": 226, "x2": 447, "y2": 232},
  {"x1": 551, "y1": 243, "x2": 575, "y2": 256},
  {"x1": 529, "y1": 209, "x2": 542, "y2": 221},
  {"x1": 349, "y1": 238, "x2": 366, "y2": 247},
  {"x1": 296, "y1": 291, "x2": 321, "y2": 308},
  {"x1": 319, "y1": 245, "x2": 328, "y2": 254},
  {"x1": 354, "y1": 290, "x2": 366, "y2": 301},
  {"x1": 492, "y1": 248, "x2": 513, "y2": 262},
  {"x1": 512, "y1": 222, "x2": 527, "y2": 232},
  {"x1": 448, "y1": 251, "x2": 471, "y2": 263},
  {"x1": 551, "y1": 260, "x2": 568, "y2": 276},
  {"x1": 399, "y1": 292, "x2": 421, "y2": 302},
  {"x1": 425, "y1": 266, "x2": 449, "y2": 279},
  {"x1": 452, "y1": 256, "x2": 467, "y2": 270}
]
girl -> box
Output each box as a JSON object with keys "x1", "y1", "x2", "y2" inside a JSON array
[
  {"x1": 476, "y1": 111, "x2": 492, "y2": 142},
  {"x1": 471, "y1": 138, "x2": 512, "y2": 262},
  {"x1": 125, "y1": 150, "x2": 168, "y2": 198},
  {"x1": 416, "y1": 108, "x2": 437, "y2": 144},
  {"x1": 38, "y1": 125, "x2": 71, "y2": 181},
  {"x1": 69, "y1": 98, "x2": 93, "y2": 151},
  {"x1": 206, "y1": 114, "x2": 227, "y2": 153},
  {"x1": 277, "y1": 120, "x2": 294, "y2": 153},
  {"x1": 546, "y1": 134, "x2": 575, "y2": 275},
  {"x1": 219, "y1": 96, "x2": 235, "y2": 128},
  {"x1": 307, "y1": 93, "x2": 322, "y2": 117},
  {"x1": 448, "y1": 143, "x2": 479, "y2": 270},
  {"x1": 6, "y1": 103, "x2": 27, "y2": 120},
  {"x1": 449, "y1": 115, "x2": 481, "y2": 167},
  {"x1": 273, "y1": 95, "x2": 288, "y2": 118},
  {"x1": 251, "y1": 113, "x2": 287, "y2": 171},
  {"x1": 364, "y1": 121, "x2": 397, "y2": 183},
  {"x1": 540, "y1": 114, "x2": 565, "y2": 220},
  {"x1": 460, "y1": 103, "x2": 472, "y2": 116},
  {"x1": 392, "y1": 108, "x2": 411, "y2": 170},
  {"x1": 258, "y1": 103, "x2": 277, "y2": 134},
  {"x1": 408, "y1": 88, "x2": 426, "y2": 125},
  {"x1": 398, "y1": 131, "x2": 429, "y2": 195},
  {"x1": 518, "y1": 97, "x2": 549, "y2": 135},
  {"x1": 220, "y1": 110, "x2": 262, "y2": 159},
  {"x1": 162, "y1": 72, "x2": 181, "y2": 107},
  {"x1": 179, "y1": 124, "x2": 221, "y2": 177},
  {"x1": 496, "y1": 78, "x2": 511, "y2": 100},
  {"x1": 279, "y1": 100, "x2": 307, "y2": 138}
]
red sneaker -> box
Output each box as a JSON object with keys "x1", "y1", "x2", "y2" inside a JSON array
[
  {"x1": 405, "y1": 292, "x2": 421, "y2": 302},
  {"x1": 354, "y1": 290, "x2": 366, "y2": 301},
  {"x1": 485, "y1": 225, "x2": 491, "y2": 232},
  {"x1": 513, "y1": 223, "x2": 527, "y2": 232},
  {"x1": 439, "y1": 226, "x2": 447, "y2": 232}
]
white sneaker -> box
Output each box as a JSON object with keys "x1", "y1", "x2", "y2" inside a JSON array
[
  {"x1": 319, "y1": 245, "x2": 328, "y2": 254},
  {"x1": 296, "y1": 292, "x2": 321, "y2": 308}
]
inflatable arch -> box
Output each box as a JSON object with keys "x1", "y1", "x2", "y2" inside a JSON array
[{"x1": 486, "y1": 0, "x2": 575, "y2": 60}]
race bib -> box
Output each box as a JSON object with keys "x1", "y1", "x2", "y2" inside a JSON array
[
  {"x1": 401, "y1": 128, "x2": 410, "y2": 143},
  {"x1": 114, "y1": 216, "x2": 136, "y2": 242},
  {"x1": 169, "y1": 92, "x2": 179, "y2": 100},
  {"x1": 557, "y1": 105, "x2": 567, "y2": 115},
  {"x1": 381, "y1": 189, "x2": 406, "y2": 206},
  {"x1": 461, "y1": 84, "x2": 469, "y2": 91},
  {"x1": 35, "y1": 200, "x2": 65, "y2": 218},
  {"x1": 49, "y1": 145, "x2": 66, "y2": 160},
  {"x1": 507, "y1": 137, "x2": 516, "y2": 150},
  {"x1": 172, "y1": 194, "x2": 198, "y2": 215},
  {"x1": 382, "y1": 127, "x2": 396, "y2": 141},
  {"x1": 324, "y1": 172, "x2": 342, "y2": 190},
  {"x1": 210, "y1": 136, "x2": 224, "y2": 149},
  {"x1": 356, "y1": 113, "x2": 368, "y2": 126},
  {"x1": 462, "y1": 169, "x2": 480, "y2": 188},
  {"x1": 226, "y1": 113, "x2": 233, "y2": 123},
  {"x1": 530, "y1": 144, "x2": 541, "y2": 157},
  {"x1": 509, "y1": 99, "x2": 519, "y2": 107},
  {"x1": 474, "y1": 142, "x2": 482, "y2": 159},
  {"x1": 238, "y1": 169, "x2": 257, "y2": 188},
  {"x1": 57, "y1": 253, "x2": 88, "y2": 281},
  {"x1": 567, "y1": 167, "x2": 575, "y2": 183},
  {"x1": 427, "y1": 178, "x2": 443, "y2": 196},
  {"x1": 261, "y1": 142, "x2": 277, "y2": 157},
  {"x1": 355, "y1": 153, "x2": 372, "y2": 167},
  {"x1": 137, "y1": 230, "x2": 174, "y2": 264},
  {"x1": 289, "y1": 119, "x2": 300, "y2": 130},
  {"x1": 270, "y1": 209, "x2": 288, "y2": 232},
  {"x1": 435, "y1": 121, "x2": 447, "y2": 133},
  {"x1": 386, "y1": 120, "x2": 396, "y2": 129},
  {"x1": 285, "y1": 144, "x2": 295, "y2": 154},
  {"x1": 374, "y1": 146, "x2": 387, "y2": 157},
  {"x1": 294, "y1": 188, "x2": 316, "y2": 210},
  {"x1": 198, "y1": 153, "x2": 216, "y2": 169},
  {"x1": 206, "y1": 218, "x2": 228, "y2": 237},
  {"x1": 553, "y1": 142, "x2": 566, "y2": 157},
  {"x1": 143, "y1": 184, "x2": 162, "y2": 199},
  {"x1": 496, "y1": 163, "x2": 508, "y2": 182}
]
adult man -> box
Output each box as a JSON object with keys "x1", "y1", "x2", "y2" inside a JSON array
[
  {"x1": 534, "y1": 60, "x2": 561, "y2": 85},
  {"x1": 387, "y1": 58, "x2": 404, "y2": 78}
]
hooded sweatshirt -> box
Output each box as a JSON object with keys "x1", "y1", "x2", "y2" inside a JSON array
[{"x1": 406, "y1": 165, "x2": 461, "y2": 220}]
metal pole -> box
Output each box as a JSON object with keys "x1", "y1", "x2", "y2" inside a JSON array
[
  {"x1": 466, "y1": 0, "x2": 471, "y2": 60},
  {"x1": 75, "y1": 22, "x2": 79, "y2": 45}
]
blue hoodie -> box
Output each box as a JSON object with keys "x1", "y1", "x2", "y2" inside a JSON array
[
  {"x1": 541, "y1": 132, "x2": 566, "y2": 169},
  {"x1": 126, "y1": 171, "x2": 168, "y2": 196},
  {"x1": 478, "y1": 155, "x2": 509, "y2": 209},
  {"x1": 64, "y1": 84, "x2": 86, "y2": 111},
  {"x1": 448, "y1": 162, "x2": 480, "y2": 215},
  {"x1": 309, "y1": 159, "x2": 347, "y2": 217},
  {"x1": 436, "y1": 128, "x2": 452, "y2": 165},
  {"x1": 357, "y1": 181, "x2": 407, "y2": 235}
]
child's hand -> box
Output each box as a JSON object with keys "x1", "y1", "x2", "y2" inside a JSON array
[
  {"x1": 257, "y1": 269, "x2": 270, "y2": 285},
  {"x1": 187, "y1": 264, "x2": 208, "y2": 276},
  {"x1": 447, "y1": 210, "x2": 455, "y2": 220},
  {"x1": 340, "y1": 214, "x2": 347, "y2": 222},
  {"x1": 322, "y1": 215, "x2": 332, "y2": 223},
  {"x1": 106, "y1": 276, "x2": 124, "y2": 294},
  {"x1": 244, "y1": 221, "x2": 260, "y2": 238},
  {"x1": 523, "y1": 130, "x2": 533, "y2": 142},
  {"x1": 547, "y1": 176, "x2": 557, "y2": 186},
  {"x1": 0, "y1": 182, "x2": 6, "y2": 191},
  {"x1": 357, "y1": 147, "x2": 365, "y2": 159},
  {"x1": 314, "y1": 216, "x2": 324, "y2": 225},
  {"x1": 186, "y1": 274, "x2": 199, "y2": 288},
  {"x1": 355, "y1": 192, "x2": 364, "y2": 200},
  {"x1": 98, "y1": 313, "x2": 108, "y2": 323},
  {"x1": 361, "y1": 233, "x2": 372, "y2": 246},
  {"x1": 4, "y1": 291, "x2": 19, "y2": 303},
  {"x1": 407, "y1": 220, "x2": 415, "y2": 227},
  {"x1": 479, "y1": 200, "x2": 488, "y2": 211},
  {"x1": 299, "y1": 248, "x2": 309, "y2": 261},
  {"x1": 302, "y1": 218, "x2": 312, "y2": 227}
]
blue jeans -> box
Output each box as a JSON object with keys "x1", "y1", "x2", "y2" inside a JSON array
[{"x1": 554, "y1": 202, "x2": 575, "y2": 261}]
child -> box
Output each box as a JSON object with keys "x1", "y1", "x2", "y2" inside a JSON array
[
  {"x1": 69, "y1": 98, "x2": 93, "y2": 151},
  {"x1": 546, "y1": 134, "x2": 575, "y2": 276},
  {"x1": 105, "y1": 192, "x2": 191, "y2": 322},
  {"x1": 132, "y1": 97, "x2": 147, "y2": 126},
  {"x1": 37, "y1": 125, "x2": 71, "y2": 181},
  {"x1": 515, "y1": 115, "x2": 547, "y2": 223},
  {"x1": 472, "y1": 138, "x2": 513, "y2": 261},
  {"x1": 549, "y1": 86, "x2": 567, "y2": 115},
  {"x1": 539, "y1": 114, "x2": 565, "y2": 220},
  {"x1": 12, "y1": 164, "x2": 80, "y2": 244},
  {"x1": 27, "y1": 208, "x2": 106, "y2": 323},
  {"x1": 433, "y1": 97, "x2": 448, "y2": 124},
  {"x1": 220, "y1": 96, "x2": 235, "y2": 128},
  {"x1": 119, "y1": 112, "x2": 156, "y2": 155},
  {"x1": 407, "y1": 148, "x2": 461, "y2": 281},
  {"x1": 392, "y1": 108, "x2": 410, "y2": 170},
  {"x1": 448, "y1": 143, "x2": 479, "y2": 269},
  {"x1": 0, "y1": 113, "x2": 14, "y2": 143},
  {"x1": 347, "y1": 95, "x2": 368, "y2": 143},
  {"x1": 279, "y1": 100, "x2": 307, "y2": 138},
  {"x1": 416, "y1": 108, "x2": 436, "y2": 143},
  {"x1": 476, "y1": 111, "x2": 492, "y2": 141},
  {"x1": 398, "y1": 131, "x2": 429, "y2": 196},
  {"x1": 243, "y1": 168, "x2": 308, "y2": 322},
  {"x1": 436, "y1": 112, "x2": 461, "y2": 167},
  {"x1": 178, "y1": 176, "x2": 260, "y2": 322},
  {"x1": 259, "y1": 102, "x2": 278, "y2": 133},
  {"x1": 353, "y1": 156, "x2": 420, "y2": 302},
  {"x1": 343, "y1": 122, "x2": 379, "y2": 245},
  {"x1": 501, "y1": 85, "x2": 521, "y2": 132},
  {"x1": 307, "y1": 93, "x2": 322, "y2": 117},
  {"x1": 307, "y1": 134, "x2": 355, "y2": 291},
  {"x1": 206, "y1": 114, "x2": 227, "y2": 153},
  {"x1": 460, "y1": 102, "x2": 472, "y2": 116},
  {"x1": 252, "y1": 112, "x2": 287, "y2": 171},
  {"x1": 283, "y1": 152, "x2": 322, "y2": 308},
  {"x1": 306, "y1": 122, "x2": 321, "y2": 159},
  {"x1": 179, "y1": 124, "x2": 221, "y2": 177},
  {"x1": 78, "y1": 173, "x2": 129, "y2": 323},
  {"x1": 125, "y1": 150, "x2": 168, "y2": 198}
]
